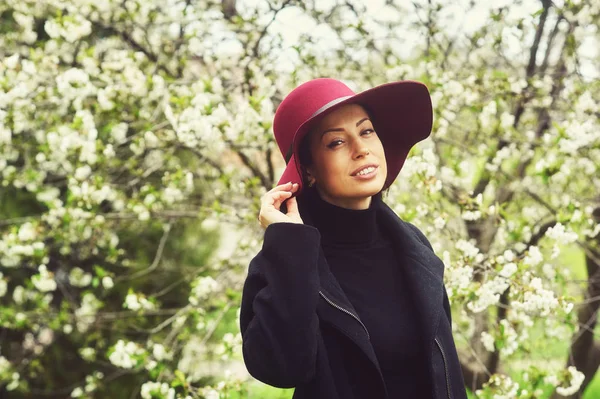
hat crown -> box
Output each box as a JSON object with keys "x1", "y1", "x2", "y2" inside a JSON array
[{"x1": 273, "y1": 78, "x2": 356, "y2": 158}]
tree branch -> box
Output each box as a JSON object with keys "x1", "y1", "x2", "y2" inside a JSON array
[{"x1": 115, "y1": 223, "x2": 171, "y2": 282}]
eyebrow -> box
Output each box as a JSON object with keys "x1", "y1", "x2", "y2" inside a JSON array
[{"x1": 320, "y1": 117, "x2": 371, "y2": 139}]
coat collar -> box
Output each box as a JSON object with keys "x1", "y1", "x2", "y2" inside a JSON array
[
  {"x1": 297, "y1": 193, "x2": 446, "y2": 376},
  {"x1": 376, "y1": 199, "x2": 445, "y2": 341}
]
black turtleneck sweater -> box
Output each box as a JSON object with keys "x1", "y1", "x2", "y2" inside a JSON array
[{"x1": 302, "y1": 188, "x2": 431, "y2": 398}]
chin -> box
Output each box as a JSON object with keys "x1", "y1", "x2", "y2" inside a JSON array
[
  {"x1": 349, "y1": 181, "x2": 385, "y2": 198},
  {"x1": 326, "y1": 176, "x2": 386, "y2": 198}
]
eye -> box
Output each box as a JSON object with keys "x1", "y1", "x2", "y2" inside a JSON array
[{"x1": 327, "y1": 129, "x2": 375, "y2": 148}]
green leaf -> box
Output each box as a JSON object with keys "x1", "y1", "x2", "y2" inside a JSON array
[
  {"x1": 532, "y1": 8, "x2": 545, "y2": 18},
  {"x1": 94, "y1": 265, "x2": 106, "y2": 278}
]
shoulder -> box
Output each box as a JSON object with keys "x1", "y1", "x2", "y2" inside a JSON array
[
  {"x1": 403, "y1": 220, "x2": 434, "y2": 251},
  {"x1": 376, "y1": 198, "x2": 435, "y2": 251}
]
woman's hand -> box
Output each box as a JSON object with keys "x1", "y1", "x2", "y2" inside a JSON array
[{"x1": 258, "y1": 182, "x2": 304, "y2": 228}]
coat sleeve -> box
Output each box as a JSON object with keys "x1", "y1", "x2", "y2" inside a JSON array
[
  {"x1": 239, "y1": 222, "x2": 322, "y2": 388},
  {"x1": 405, "y1": 221, "x2": 453, "y2": 328}
]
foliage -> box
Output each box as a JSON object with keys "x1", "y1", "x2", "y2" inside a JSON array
[{"x1": 0, "y1": 0, "x2": 599, "y2": 398}]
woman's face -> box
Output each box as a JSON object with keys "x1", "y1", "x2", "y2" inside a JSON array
[{"x1": 305, "y1": 103, "x2": 387, "y2": 210}]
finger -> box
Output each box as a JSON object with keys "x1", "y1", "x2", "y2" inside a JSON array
[
  {"x1": 286, "y1": 195, "x2": 299, "y2": 215},
  {"x1": 272, "y1": 191, "x2": 293, "y2": 209},
  {"x1": 267, "y1": 182, "x2": 293, "y2": 194},
  {"x1": 263, "y1": 190, "x2": 291, "y2": 208}
]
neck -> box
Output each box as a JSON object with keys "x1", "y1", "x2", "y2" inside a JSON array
[
  {"x1": 301, "y1": 187, "x2": 381, "y2": 247},
  {"x1": 315, "y1": 187, "x2": 373, "y2": 210}
]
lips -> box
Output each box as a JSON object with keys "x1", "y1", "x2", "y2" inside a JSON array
[{"x1": 351, "y1": 164, "x2": 379, "y2": 176}]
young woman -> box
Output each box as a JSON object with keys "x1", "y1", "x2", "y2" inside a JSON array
[{"x1": 239, "y1": 78, "x2": 467, "y2": 398}]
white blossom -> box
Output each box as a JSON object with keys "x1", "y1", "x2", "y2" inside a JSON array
[
  {"x1": 204, "y1": 388, "x2": 221, "y2": 399},
  {"x1": 481, "y1": 331, "x2": 495, "y2": 352},
  {"x1": 109, "y1": 340, "x2": 144, "y2": 369},
  {"x1": 0, "y1": 356, "x2": 11, "y2": 374},
  {"x1": 189, "y1": 276, "x2": 220, "y2": 306},
  {"x1": 513, "y1": 277, "x2": 559, "y2": 316},
  {"x1": 140, "y1": 381, "x2": 175, "y2": 399},
  {"x1": 6, "y1": 372, "x2": 20, "y2": 391},
  {"x1": 462, "y1": 210, "x2": 482, "y2": 221},
  {"x1": 556, "y1": 366, "x2": 585, "y2": 396},
  {"x1": 111, "y1": 123, "x2": 128, "y2": 143},
  {"x1": 498, "y1": 319, "x2": 519, "y2": 356},
  {"x1": 74, "y1": 293, "x2": 102, "y2": 333},
  {"x1": 571, "y1": 209, "x2": 583, "y2": 223},
  {"x1": 468, "y1": 276, "x2": 509, "y2": 313},
  {"x1": 12, "y1": 286, "x2": 25, "y2": 304},
  {"x1": 145, "y1": 360, "x2": 158, "y2": 371},
  {"x1": 18, "y1": 222, "x2": 37, "y2": 241},
  {"x1": 479, "y1": 100, "x2": 497, "y2": 127},
  {"x1": 542, "y1": 263, "x2": 556, "y2": 280},
  {"x1": 101, "y1": 276, "x2": 114, "y2": 289},
  {"x1": 0, "y1": 272, "x2": 6, "y2": 297},
  {"x1": 124, "y1": 293, "x2": 155, "y2": 311},
  {"x1": 446, "y1": 265, "x2": 473, "y2": 298},
  {"x1": 74, "y1": 165, "x2": 92, "y2": 181},
  {"x1": 45, "y1": 15, "x2": 92, "y2": 43},
  {"x1": 544, "y1": 373, "x2": 559, "y2": 387},
  {"x1": 38, "y1": 327, "x2": 54, "y2": 346},
  {"x1": 546, "y1": 223, "x2": 578, "y2": 244},
  {"x1": 523, "y1": 246, "x2": 543, "y2": 267},
  {"x1": 498, "y1": 262, "x2": 517, "y2": 278},
  {"x1": 4, "y1": 53, "x2": 19, "y2": 69},
  {"x1": 79, "y1": 347, "x2": 96, "y2": 361},
  {"x1": 475, "y1": 374, "x2": 519, "y2": 399},
  {"x1": 563, "y1": 301, "x2": 574, "y2": 314},
  {"x1": 152, "y1": 343, "x2": 171, "y2": 361},
  {"x1": 69, "y1": 267, "x2": 92, "y2": 287},
  {"x1": 32, "y1": 265, "x2": 57, "y2": 292},
  {"x1": 455, "y1": 239, "x2": 482, "y2": 260},
  {"x1": 162, "y1": 186, "x2": 184, "y2": 204},
  {"x1": 433, "y1": 216, "x2": 446, "y2": 229}
]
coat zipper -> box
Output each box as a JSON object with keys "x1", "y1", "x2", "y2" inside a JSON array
[
  {"x1": 434, "y1": 337, "x2": 451, "y2": 399},
  {"x1": 318, "y1": 290, "x2": 370, "y2": 340}
]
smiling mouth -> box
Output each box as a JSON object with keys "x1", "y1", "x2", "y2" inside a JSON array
[{"x1": 352, "y1": 166, "x2": 378, "y2": 176}]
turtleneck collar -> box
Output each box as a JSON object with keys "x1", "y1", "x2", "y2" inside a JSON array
[{"x1": 300, "y1": 187, "x2": 382, "y2": 248}]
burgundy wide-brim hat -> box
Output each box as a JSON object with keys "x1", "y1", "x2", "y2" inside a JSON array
[{"x1": 273, "y1": 78, "x2": 433, "y2": 197}]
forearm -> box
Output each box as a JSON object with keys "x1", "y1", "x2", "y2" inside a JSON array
[{"x1": 240, "y1": 223, "x2": 322, "y2": 387}]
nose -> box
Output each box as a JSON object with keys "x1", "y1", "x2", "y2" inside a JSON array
[{"x1": 354, "y1": 146, "x2": 370, "y2": 158}]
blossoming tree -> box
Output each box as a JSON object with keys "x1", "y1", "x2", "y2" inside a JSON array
[{"x1": 0, "y1": 0, "x2": 598, "y2": 398}]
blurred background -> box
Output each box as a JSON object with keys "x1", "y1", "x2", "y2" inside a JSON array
[{"x1": 0, "y1": 0, "x2": 598, "y2": 397}]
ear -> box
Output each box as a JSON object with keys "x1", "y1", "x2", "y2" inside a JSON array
[{"x1": 304, "y1": 165, "x2": 317, "y2": 183}]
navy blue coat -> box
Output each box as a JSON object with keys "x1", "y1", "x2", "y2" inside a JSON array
[{"x1": 239, "y1": 196, "x2": 468, "y2": 398}]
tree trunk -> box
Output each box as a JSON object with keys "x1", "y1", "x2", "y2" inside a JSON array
[
  {"x1": 552, "y1": 206, "x2": 600, "y2": 398},
  {"x1": 222, "y1": 0, "x2": 237, "y2": 20},
  {"x1": 459, "y1": 216, "x2": 502, "y2": 391}
]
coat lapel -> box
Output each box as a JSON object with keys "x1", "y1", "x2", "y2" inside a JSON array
[
  {"x1": 297, "y1": 194, "x2": 383, "y2": 372},
  {"x1": 316, "y1": 251, "x2": 383, "y2": 371},
  {"x1": 376, "y1": 200, "x2": 445, "y2": 343}
]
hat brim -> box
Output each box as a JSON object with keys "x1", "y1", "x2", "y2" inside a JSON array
[{"x1": 278, "y1": 80, "x2": 433, "y2": 197}]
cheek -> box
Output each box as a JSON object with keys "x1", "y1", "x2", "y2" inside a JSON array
[
  {"x1": 314, "y1": 153, "x2": 344, "y2": 179},
  {"x1": 376, "y1": 143, "x2": 388, "y2": 176},
  {"x1": 328, "y1": 157, "x2": 349, "y2": 177},
  {"x1": 320, "y1": 156, "x2": 350, "y2": 184},
  {"x1": 375, "y1": 140, "x2": 387, "y2": 162}
]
